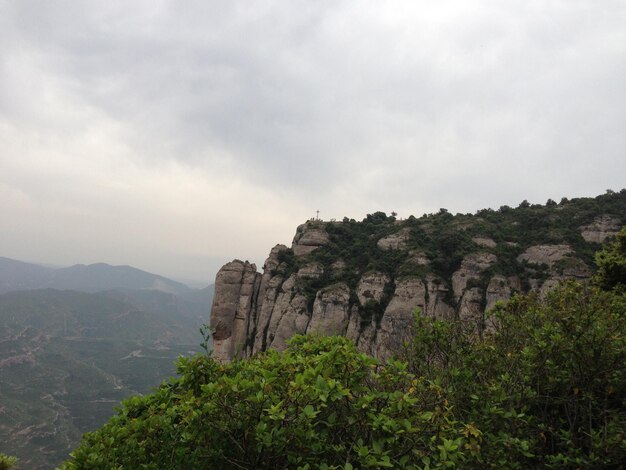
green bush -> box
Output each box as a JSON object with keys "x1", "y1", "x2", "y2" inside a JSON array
[
  {"x1": 595, "y1": 227, "x2": 626, "y2": 292},
  {"x1": 62, "y1": 336, "x2": 475, "y2": 469},
  {"x1": 0, "y1": 454, "x2": 18, "y2": 470},
  {"x1": 403, "y1": 281, "x2": 626, "y2": 468},
  {"x1": 63, "y1": 281, "x2": 626, "y2": 469}
]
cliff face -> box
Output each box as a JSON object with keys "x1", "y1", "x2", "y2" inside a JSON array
[{"x1": 210, "y1": 192, "x2": 625, "y2": 361}]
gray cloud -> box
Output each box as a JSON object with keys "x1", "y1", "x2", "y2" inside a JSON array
[{"x1": 1, "y1": 0, "x2": 624, "y2": 280}]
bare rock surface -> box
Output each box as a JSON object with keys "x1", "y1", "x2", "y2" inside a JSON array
[
  {"x1": 458, "y1": 287, "x2": 483, "y2": 329},
  {"x1": 580, "y1": 215, "x2": 621, "y2": 243},
  {"x1": 452, "y1": 253, "x2": 497, "y2": 301},
  {"x1": 210, "y1": 260, "x2": 260, "y2": 361},
  {"x1": 517, "y1": 245, "x2": 573, "y2": 267},
  {"x1": 425, "y1": 276, "x2": 454, "y2": 319},
  {"x1": 377, "y1": 228, "x2": 411, "y2": 251},
  {"x1": 266, "y1": 291, "x2": 309, "y2": 352},
  {"x1": 292, "y1": 222, "x2": 330, "y2": 256},
  {"x1": 357, "y1": 272, "x2": 390, "y2": 305},
  {"x1": 297, "y1": 262, "x2": 324, "y2": 279},
  {"x1": 485, "y1": 275, "x2": 511, "y2": 311},
  {"x1": 210, "y1": 207, "x2": 608, "y2": 362},
  {"x1": 407, "y1": 250, "x2": 430, "y2": 266},
  {"x1": 472, "y1": 236, "x2": 497, "y2": 248},
  {"x1": 306, "y1": 283, "x2": 351, "y2": 337},
  {"x1": 376, "y1": 277, "x2": 426, "y2": 360}
]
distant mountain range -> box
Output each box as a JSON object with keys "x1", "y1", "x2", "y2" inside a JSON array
[
  {"x1": 0, "y1": 257, "x2": 192, "y2": 295},
  {"x1": 0, "y1": 257, "x2": 214, "y2": 469}
]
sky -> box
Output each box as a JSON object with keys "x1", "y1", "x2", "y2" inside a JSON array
[{"x1": 1, "y1": 1, "x2": 625, "y2": 285}]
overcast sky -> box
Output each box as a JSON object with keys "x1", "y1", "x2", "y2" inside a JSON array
[{"x1": 1, "y1": 1, "x2": 624, "y2": 284}]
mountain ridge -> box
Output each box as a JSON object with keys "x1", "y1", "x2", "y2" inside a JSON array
[
  {"x1": 0, "y1": 258, "x2": 192, "y2": 295},
  {"x1": 209, "y1": 190, "x2": 625, "y2": 361},
  {"x1": 0, "y1": 262, "x2": 215, "y2": 468}
]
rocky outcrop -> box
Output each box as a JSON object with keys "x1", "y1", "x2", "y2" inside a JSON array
[
  {"x1": 375, "y1": 277, "x2": 426, "y2": 360},
  {"x1": 210, "y1": 211, "x2": 612, "y2": 361},
  {"x1": 377, "y1": 228, "x2": 411, "y2": 251},
  {"x1": 297, "y1": 262, "x2": 324, "y2": 279},
  {"x1": 407, "y1": 250, "x2": 430, "y2": 266},
  {"x1": 292, "y1": 222, "x2": 330, "y2": 256},
  {"x1": 472, "y1": 237, "x2": 497, "y2": 248},
  {"x1": 357, "y1": 272, "x2": 390, "y2": 305},
  {"x1": 210, "y1": 260, "x2": 261, "y2": 361},
  {"x1": 451, "y1": 253, "x2": 497, "y2": 301},
  {"x1": 306, "y1": 283, "x2": 351, "y2": 336},
  {"x1": 516, "y1": 244, "x2": 593, "y2": 298},
  {"x1": 485, "y1": 275, "x2": 513, "y2": 311},
  {"x1": 517, "y1": 245, "x2": 573, "y2": 267},
  {"x1": 580, "y1": 215, "x2": 621, "y2": 243}
]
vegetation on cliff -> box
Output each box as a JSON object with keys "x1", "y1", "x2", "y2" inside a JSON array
[
  {"x1": 280, "y1": 190, "x2": 625, "y2": 322},
  {"x1": 62, "y1": 230, "x2": 626, "y2": 468}
]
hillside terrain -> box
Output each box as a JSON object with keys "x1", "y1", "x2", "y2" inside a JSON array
[
  {"x1": 60, "y1": 229, "x2": 626, "y2": 468},
  {"x1": 0, "y1": 259, "x2": 190, "y2": 295},
  {"x1": 210, "y1": 190, "x2": 625, "y2": 360},
  {"x1": 0, "y1": 264, "x2": 214, "y2": 469}
]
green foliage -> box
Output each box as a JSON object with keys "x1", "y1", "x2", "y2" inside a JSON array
[
  {"x1": 0, "y1": 454, "x2": 18, "y2": 470},
  {"x1": 61, "y1": 192, "x2": 626, "y2": 468},
  {"x1": 594, "y1": 227, "x2": 626, "y2": 292},
  {"x1": 63, "y1": 281, "x2": 626, "y2": 469},
  {"x1": 403, "y1": 282, "x2": 626, "y2": 468},
  {"x1": 63, "y1": 336, "x2": 475, "y2": 469},
  {"x1": 294, "y1": 190, "x2": 625, "y2": 321}
]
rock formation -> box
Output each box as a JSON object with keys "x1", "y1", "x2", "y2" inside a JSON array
[
  {"x1": 210, "y1": 197, "x2": 624, "y2": 361},
  {"x1": 579, "y1": 215, "x2": 621, "y2": 243}
]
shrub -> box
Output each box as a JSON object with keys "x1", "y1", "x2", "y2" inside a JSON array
[
  {"x1": 403, "y1": 281, "x2": 626, "y2": 468},
  {"x1": 62, "y1": 336, "x2": 473, "y2": 469}
]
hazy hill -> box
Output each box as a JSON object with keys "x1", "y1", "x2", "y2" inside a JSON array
[
  {"x1": 0, "y1": 289, "x2": 204, "y2": 469},
  {"x1": 0, "y1": 260, "x2": 214, "y2": 468},
  {"x1": 0, "y1": 259, "x2": 191, "y2": 295},
  {"x1": 0, "y1": 257, "x2": 52, "y2": 293},
  {"x1": 100, "y1": 285, "x2": 214, "y2": 325}
]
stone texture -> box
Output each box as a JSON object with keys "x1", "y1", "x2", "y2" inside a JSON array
[
  {"x1": 517, "y1": 244, "x2": 573, "y2": 267},
  {"x1": 331, "y1": 259, "x2": 347, "y2": 270},
  {"x1": 424, "y1": 276, "x2": 454, "y2": 319},
  {"x1": 407, "y1": 250, "x2": 430, "y2": 266},
  {"x1": 306, "y1": 283, "x2": 351, "y2": 337},
  {"x1": 291, "y1": 222, "x2": 330, "y2": 256},
  {"x1": 451, "y1": 253, "x2": 497, "y2": 301},
  {"x1": 297, "y1": 263, "x2": 324, "y2": 279},
  {"x1": 377, "y1": 228, "x2": 411, "y2": 251},
  {"x1": 357, "y1": 272, "x2": 390, "y2": 305},
  {"x1": 375, "y1": 277, "x2": 426, "y2": 360},
  {"x1": 485, "y1": 275, "x2": 511, "y2": 311},
  {"x1": 458, "y1": 287, "x2": 484, "y2": 330},
  {"x1": 266, "y1": 291, "x2": 310, "y2": 352},
  {"x1": 580, "y1": 215, "x2": 621, "y2": 243},
  {"x1": 210, "y1": 216, "x2": 601, "y2": 362},
  {"x1": 210, "y1": 260, "x2": 260, "y2": 361},
  {"x1": 472, "y1": 236, "x2": 497, "y2": 248}
]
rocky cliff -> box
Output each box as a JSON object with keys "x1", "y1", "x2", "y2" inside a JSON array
[{"x1": 210, "y1": 191, "x2": 625, "y2": 361}]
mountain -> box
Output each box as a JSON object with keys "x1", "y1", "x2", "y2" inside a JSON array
[
  {"x1": 0, "y1": 289, "x2": 205, "y2": 469},
  {"x1": 100, "y1": 284, "x2": 214, "y2": 325},
  {"x1": 49, "y1": 263, "x2": 191, "y2": 294},
  {"x1": 209, "y1": 190, "x2": 625, "y2": 361},
  {"x1": 0, "y1": 257, "x2": 52, "y2": 293},
  {"x1": 0, "y1": 259, "x2": 215, "y2": 468},
  {"x1": 0, "y1": 259, "x2": 191, "y2": 295}
]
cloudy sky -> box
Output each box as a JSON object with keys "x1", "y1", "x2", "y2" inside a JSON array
[{"x1": 1, "y1": 1, "x2": 624, "y2": 284}]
